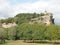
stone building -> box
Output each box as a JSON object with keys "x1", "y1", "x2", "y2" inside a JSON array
[{"x1": 29, "y1": 11, "x2": 54, "y2": 25}]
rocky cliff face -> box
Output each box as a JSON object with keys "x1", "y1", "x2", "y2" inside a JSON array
[
  {"x1": 29, "y1": 11, "x2": 54, "y2": 25},
  {"x1": 2, "y1": 22, "x2": 17, "y2": 28}
]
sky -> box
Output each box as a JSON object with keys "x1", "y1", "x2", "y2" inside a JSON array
[{"x1": 0, "y1": 0, "x2": 60, "y2": 25}]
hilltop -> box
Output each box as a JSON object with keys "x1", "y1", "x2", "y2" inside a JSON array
[{"x1": 0, "y1": 11, "x2": 54, "y2": 28}]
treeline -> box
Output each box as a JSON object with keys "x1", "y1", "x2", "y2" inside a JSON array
[
  {"x1": 0, "y1": 13, "x2": 44, "y2": 24},
  {"x1": 0, "y1": 23, "x2": 60, "y2": 43}
]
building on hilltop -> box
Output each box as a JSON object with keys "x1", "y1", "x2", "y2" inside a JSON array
[{"x1": 29, "y1": 11, "x2": 54, "y2": 25}]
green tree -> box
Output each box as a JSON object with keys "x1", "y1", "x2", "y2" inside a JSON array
[
  {"x1": 8, "y1": 27, "x2": 17, "y2": 40},
  {"x1": 0, "y1": 28, "x2": 6, "y2": 44},
  {"x1": 44, "y1": 25, "x2": 60, "y2": 40}
]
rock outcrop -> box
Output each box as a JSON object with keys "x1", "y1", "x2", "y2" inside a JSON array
[{"x1": 29, "y1": 11, "x2": 54, "y2": 25}]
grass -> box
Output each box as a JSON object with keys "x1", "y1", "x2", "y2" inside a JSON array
[{"x1": 1, "y1": 40, "x2": 60, "y2": 45}]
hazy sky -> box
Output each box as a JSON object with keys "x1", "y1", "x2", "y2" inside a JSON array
[{"x1": 0, "y1": 0, "x2": 60, "y2": 25}]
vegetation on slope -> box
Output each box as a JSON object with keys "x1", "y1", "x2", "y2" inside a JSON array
[
  {"x1": 0, "y1": 13, "x2": 60, "y2": 44},
  {"x1": 0, "y1": 13, "x2": 44, "y2": 24},
  {"x1": 0, "y1": 23, "x2": 60, "y2": 44}
]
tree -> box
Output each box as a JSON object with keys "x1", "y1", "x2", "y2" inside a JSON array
[
  {"x1": 6, "y1": 18, "x2": 14, "y2": 24},
  {"x1": 8, "y1": 27, "x2": 17, "y2": 40},
  {"x1": 0, "y1": 19, "x2": 5, "y2": 24},
  {"x1": 44, "y1": 25, "x2": 60, "y2": 40},
  {"x1": 0, "y1": 28, "x2": 6, "y2": 44}
]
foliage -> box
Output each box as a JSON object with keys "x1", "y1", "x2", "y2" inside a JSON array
[
  {"x1": 13, "y1": 13, "x2": 44, "y2": 24},
  {"x1": 0, "y1": 13, "x2": 60, "y2": 44},
  {"x1": 0, "y1": 28, "x2": 6, "y2": 43},
  {"x1": 0, "y1": 23, "x2": 60, "y2": 44},
  {"x1": 4, "y1": 23, "x2": 60, "y2": 40},
  {"x1": 8, "y1": 27, "x2": 18, "y2": 40}
]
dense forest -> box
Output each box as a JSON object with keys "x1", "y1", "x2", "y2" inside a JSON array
[{"x1": 0, "y1": 13, "x2": 60, "y2": 44}]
